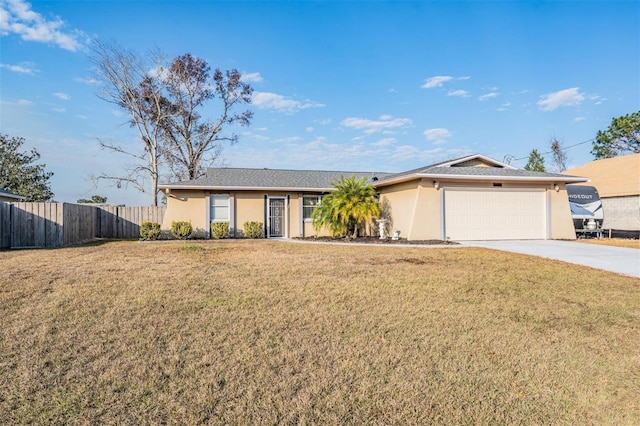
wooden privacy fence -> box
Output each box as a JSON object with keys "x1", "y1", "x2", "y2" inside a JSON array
[{"x1": 0, "y1": 202, "x2": 166, "y2": 249}]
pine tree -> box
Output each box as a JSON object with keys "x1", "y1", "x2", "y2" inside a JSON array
[{"x1": 0, "y1": 134, "x2": 54, "y2": 202}]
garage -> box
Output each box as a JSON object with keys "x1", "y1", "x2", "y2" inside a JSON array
[{"x1": 443, "y1": 188, "x2": 547, "y2": 240}]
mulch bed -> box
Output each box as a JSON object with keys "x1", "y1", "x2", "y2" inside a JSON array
[{"x1": 295, "y1": 236, "x2": 459, "y2": 245}]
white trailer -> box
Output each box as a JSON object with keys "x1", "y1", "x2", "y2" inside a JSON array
[{"x1": 567, "y1": 185, "x2": 604, "y2": 238}]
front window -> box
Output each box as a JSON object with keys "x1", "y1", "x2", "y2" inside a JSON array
[
  {"x1": 303, "y1": 195, "x2": 322, "y2": 220},
  {"x1": 210, "y1": 194, "x2": 229, "y2": 222}
]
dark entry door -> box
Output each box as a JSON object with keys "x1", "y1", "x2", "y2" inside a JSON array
[{"x1": 269, "y1": 198, "x2": 285, "y2": 237}]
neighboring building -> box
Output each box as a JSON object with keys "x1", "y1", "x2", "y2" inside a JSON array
[
  {"x1": 0, "y1": 189, "x2": 25, "y2": 202},
  {"x1": 159, "y1": 154, "x2": 588, "y2": 241},
  {"x1": 564, "y1": 153, "x2": 640, "y2": 231}
]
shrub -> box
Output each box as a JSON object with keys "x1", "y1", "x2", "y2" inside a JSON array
[
  {"x1": 243, "y1": 221, "x2": 264, "y2": 239},
  {"x1": 171, "y1": 221, "x2": 193, "y2": 240},
  {"x1": 139, "y1": 221, "x2": 161, "y2": 241},
  {"x1": 210, "y1": 222, "x2": 229, "y2": 239}
]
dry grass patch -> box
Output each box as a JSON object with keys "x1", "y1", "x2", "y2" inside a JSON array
[{"x1": 1, "y1": 240, "x2": 639, "y2": 424}]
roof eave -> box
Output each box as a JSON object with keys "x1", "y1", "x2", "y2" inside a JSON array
[
  {"x1": 0, "y1": 194, "x2": 25, "y2": 200},
  {"x1": 159, "y1": 184, "x2": 335, "y2": 192},
  {"x1": 375, "y1": 173, "x2": 589, "y2": 187},
  {"x1": 438, "y1": 154, "x2": 518, "y2": 170}
]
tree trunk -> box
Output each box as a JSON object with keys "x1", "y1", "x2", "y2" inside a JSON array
[{"x1": 150, "y1": 172, "x2": 158, "y2": 206}]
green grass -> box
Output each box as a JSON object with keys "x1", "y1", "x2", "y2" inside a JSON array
[{"x1": 1, "y1": 240, "x2": 638, "y2": 424}]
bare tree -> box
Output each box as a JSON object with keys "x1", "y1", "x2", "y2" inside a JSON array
[
  {"x1": 158, "y1": 54, "x2": 253, "y2": 180},
  {"x1": 90, "y1": 41, "x2": 170, "y2": 206},
  {"x1": 549, "y1": 137, "x2": 569, "y2": 173}
]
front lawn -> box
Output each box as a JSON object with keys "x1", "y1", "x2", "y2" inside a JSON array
[{"x1": 1, "y1": 240, "x2": 638, "y2": 424}]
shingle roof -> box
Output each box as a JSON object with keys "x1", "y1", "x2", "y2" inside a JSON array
[
  {"x1": 161, "y1": 168, "x2": 394, "y2": 191},
  {"x1": 379, "y1": 166, "x2": 578, "y2": 181},
  {"x1": 375, "y1": 154, "x2": 588, "y2": 185},
  {"x1": 159, "y1": 154, "x2": 589, "y2": 191}
]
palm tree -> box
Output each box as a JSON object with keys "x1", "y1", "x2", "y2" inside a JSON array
[{"x1": 312, "y1": 175, "x2": 381, "y2": 238}]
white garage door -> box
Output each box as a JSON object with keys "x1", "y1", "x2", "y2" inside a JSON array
[{"x1": 444, "y1": 188, "x2": 547, "y2": 240}]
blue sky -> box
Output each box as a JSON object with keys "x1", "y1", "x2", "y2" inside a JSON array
[{"x1": 1, "y1": 0, "x2": 638, "y2": 205}]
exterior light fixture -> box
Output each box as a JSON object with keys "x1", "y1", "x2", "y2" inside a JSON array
[
  {"x1": 554, "y1": 184, "x2": 560, "y2": 192},
  {"x1": 433, "y1": 180, "x2": 439, "y2": 189}
]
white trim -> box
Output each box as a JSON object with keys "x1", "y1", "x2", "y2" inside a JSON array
[
  {"x1": 161, "y1": 184, "x2": 334, "y2": 192},
  {"x1": 546, "y1": 189, "x2": 552, "y2": 239},
  {"x1": 376, "y1": 173, "x2": 589, "y2": 188},
  {"x1": 439, "y1": 188, "x2": 445, "y2": 240},
  {"x1": 437, "y1": 154, "x2": 518, "y2": 169}
]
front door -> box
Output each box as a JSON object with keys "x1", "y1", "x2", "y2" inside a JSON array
[{"x1": 268, "y1": 198, "x2": 286, "y2": 237}]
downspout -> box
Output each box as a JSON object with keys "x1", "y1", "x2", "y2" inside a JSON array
[
  {"x1": 205, "y1": 192, "x2": 211, "y2": 238},
  {"x1": 298, "y1": 193, "x2": 304, "y2": 238},
  {"x1": 286, "y1": 194, "x2": 290, "y2": 238},
  {"x1": 229, "y1": 192, "x2": 236, "y2": 238},
  {"x1": 264, "y1": 195, "x2": 268, "y2": 238}
]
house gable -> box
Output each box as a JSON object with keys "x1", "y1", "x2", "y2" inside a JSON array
[{"x1": 375, "y1": 154, "x2": 587, "y2": 188}]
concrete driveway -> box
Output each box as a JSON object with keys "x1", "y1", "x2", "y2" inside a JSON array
[{"x1": 461, "y1": 240, "x2": 640, "y2": 278}]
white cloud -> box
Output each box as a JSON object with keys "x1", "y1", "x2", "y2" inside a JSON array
[
  {"x1": 589, "y1": 94, "x2": 606, "y2": 105},
  {"x1": 51, "y1": 107, "x2": 66, "y2": 113},
  {"x1": 372, "y1": 137, "x2": 396, "y2": 147},
  {"x1": 16, "y1": 98, "x2": 32, "y2": 105},
  {"x1": 537, "y1": 87, "x2": 585, "y2": 111},
  {"x1": 0, "y1": 62, "x2": 36, "y2": 74},
  {"x1": 478, "y1": 92, "x2": 499, "y2": 101},
  {"x1": 274, "y1": 136, "x2": 303, "y2": 144},
  {"x1": 240, "y1": 131, "x2": 269, "y2": 142},
  {"x1": 422, "y1": 75, "x2": 470, "y2": 89},
  {"x1": 305, "y1": 127, "x2": 314, "y2": 132},
  {"x1": 392, "y1": 145, "x2": 444, "y2": 162},
  {"x1": 53, "y1": 92, "x2": 69, "y2": 100},
  {"x1": 421, "y1": 75, "x2": 453, "y2": 89},
  {"x1": 574, "y1": 116, "x2": 586, "y2": 122},
  {"x1": 252, "y1": 91, "x2": 325, "y2": 113},
  {"x1": 75, "y1": 76, "x2": 99, "y2": 85},
  {"x1": 424, "y1": 128, "x2": 452, "y2": 144},
  {"x1": 341, "y1": 115, "x2": 412, "y2": 134},
  {"x1": 241, "y1": 72, "x2": 263, "y2": 83},
  {"x1": 0, "y1": 0, "x2": 87, "y2": 51},
  {"x1": 497, "y1": 102, "x2": 511, "y2": 112},
  {"x1": 447, "y1": 90, "x2": 471, "y2": 98}
]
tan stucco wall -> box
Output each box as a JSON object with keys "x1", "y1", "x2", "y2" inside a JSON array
[
  {"x1": 163, "y1": 189, "x2": 322, "y2": 238},
  {"x1": 379, "y1": 179, "x2": 441, "y2": 240},
  {"x1": 381, "y1": 179, "x2": 577, "y2": 240},
  {"x1": 548, "y1": 185, "x2": 577, "y2": 239},
  {"x1": 162, "y1": 179, "x2": 578, "y2": 241},
  {"x1": 234, "y1": 192, "x2": 265, "y2": 236},
  {"x1": 161, "y1": 190, "x2": 208, "y2": 238}
]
